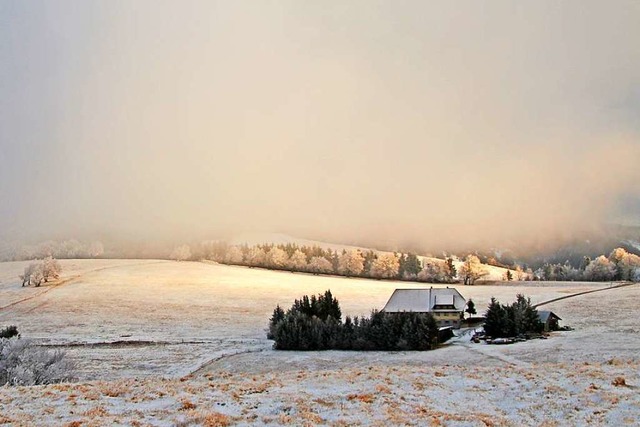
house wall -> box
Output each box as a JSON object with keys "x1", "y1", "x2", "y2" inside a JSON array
[{"x1": 433, "y1": 311, "x2": 462, "y2": 327}]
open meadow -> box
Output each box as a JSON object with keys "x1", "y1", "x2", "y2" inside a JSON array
[{"x1": 1, "y1": 260, "x2": 639, "y2": 426}]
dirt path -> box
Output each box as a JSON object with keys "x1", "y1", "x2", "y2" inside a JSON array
[
  {"x1": 532, "y1": 281, "x2": 638, "y2": 308},
  {"x1": 0, "y1": 260, "x2": 166, "y2": 312}
]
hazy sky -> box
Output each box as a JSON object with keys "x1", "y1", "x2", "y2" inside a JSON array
[{"x1": 1, "y1": 1, "x2": 639, "y2": 249}]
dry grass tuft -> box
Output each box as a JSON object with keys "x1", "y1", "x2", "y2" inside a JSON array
[
  {"x1": 180, "y1": 399, "x2": 197, "y2": 411},
  {"x1": 202, "y1": 412, "x2": 231, "y2": 427},
  {"x1": 300, "y1": 411, "x2": 324, "y2": 424},
  {"x1": 312, "y1": 397, "x2": 335, "y2": 408},
  {"x1": 375, "y1": 384, "x2": 391, "y2": 394},
  {"x1": 176, "y1": 410, "x2": 232, "y2": 427},
  {"x1": 278, "y1": 413, "x2": 293, "y2": 424},
  {"x1": 83, "y1": 406, "x2": 109, "y2": 417},
  {"x1": 480, "y1": 416, "x2": 497, "y2": 426},
  {"x1": 612, "y1": 376, "x2": 627, "y2": 387},
  {"x1": 347, "y1": 393, "x2": 375, "y2": 404},
  {"x1": 100, "y1": 382, "x2": 131, "y2": 398}
]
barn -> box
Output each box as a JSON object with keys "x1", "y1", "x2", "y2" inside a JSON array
[{"x1": 538, "y1": 310, "x2": 562, "y2": 332}]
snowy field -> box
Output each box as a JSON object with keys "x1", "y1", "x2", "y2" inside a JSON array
[{"x1": 0, "y1": 259, "x2": 638, "y2": 426}]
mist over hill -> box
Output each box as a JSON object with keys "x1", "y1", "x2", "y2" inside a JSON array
[
  {"x1": 1, "y1": 2, "x2": 639, "y2": 261},
  {"x1": 3, "y1": 223, "x2": 639, "y2": 273}
]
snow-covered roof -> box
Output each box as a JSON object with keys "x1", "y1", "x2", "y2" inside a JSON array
[
  {"x1": 435, "y1": 294, "x2": 454, "y2": 306},
  {"x1": 383, "y1": 288, "x2": 466, "y2": 313},
  {"x1": 538, "y1": 311, "x2": 562, "y2": 322}
]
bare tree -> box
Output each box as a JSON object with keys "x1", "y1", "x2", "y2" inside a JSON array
[
  {"x1": 308, "y1": 256, "x2": 334, "y2": 274},
  {"x1": 170, "y1": 245, "x2": 191, "y2": 261},
  {"x1": 42, "y1": 256, "x2": 61, "y2": 283},
  {"x1": 60, "y1": 239, "x2": 84, "y2": 258},
  {"x1": 337, "y1": 250, "x2": 364, "y2": 276},
  {"x1": 88, "y1": 241, "x2": 104, "y2": 258},
  {"x1": 418, "y1": 260, "x2": 448, "y2": 282},
  {"x1": 287, "y1": 249, "x2": 308, "y2": 271},
  {"x1": 265, "y1": 247, "x2": 287, "y2": 268},
  {"x1": 245, "y1": 247, "x2": 266, "y2": 267},
  {"x1": 370, "y1": 253, "x2": 399, "y2": 278},
  {"x1": 224, "y1": 246, "x2": 244, "y2": 264},
  {"x1": 584, "y1": 255, "x2": 616, "y2": 281},
  {"x1": 618, "y1": 251, "x2": 640, "y2": 281},
  {"x1": 459, "y1": 255, "x2": 489, "y2": 285},
  {"x1": 20, "y1": 263, "x2": 38, "y2": 287},
  {"x1": 30, "y1": 263, "x2": 44, "y2": 287}
]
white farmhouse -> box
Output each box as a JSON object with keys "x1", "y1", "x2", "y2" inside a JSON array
[{"x1": 382, "y1": 287, "x2": 467, "y2": 328}]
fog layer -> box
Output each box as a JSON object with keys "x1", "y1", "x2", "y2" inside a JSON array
[{"x1": 1, "y1": 1, "x2": 639, "y2": 249}]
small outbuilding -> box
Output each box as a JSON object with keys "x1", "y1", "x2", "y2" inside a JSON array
[
  {"x1": 538, "y1": 310, "x2": 561, "y2": 332},
  {"x1": 383, "y1": 287, "x2": 466, "y2": 328}
]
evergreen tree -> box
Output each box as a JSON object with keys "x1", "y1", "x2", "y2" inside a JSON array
[
  {"x1": 465, "y1": 299, "x2": 477, "y2": 317},
  {"x1": 330, "y1": 250, "x2": 339, "y2": 271},
  {"x1": 362, "y1": 250, "x2": 377, "y2": 276},
  {"x1": 484, "y1": 295, "x2": 542, "y2": 338},
  {"x1": 267, "y1": 305, "x2": 285, "y2": 339},
  {"x1": 483, "y1": 297, "x2": 507, "y2": 337},
  {"x1": 397, "y1": 253, "x2": 408, "y2": 278},
  {"x1": 404, "y1": 253, "x2": 422, "y2": 277},
  {"x1": 445, "y1": 258, "x2": 457, "y2": 282}
]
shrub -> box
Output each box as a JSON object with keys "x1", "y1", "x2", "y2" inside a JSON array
[
  {"x1": 0, "y1": 325, "x2": 19, "y2": 339},
  {"x1": 0, "y1": 338, "x2": 75, "y2": 386}
]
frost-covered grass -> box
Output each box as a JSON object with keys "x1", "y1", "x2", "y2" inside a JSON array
[
  {"x1": 0, "y1": 260, "x2": 638, "y2": 425},
  {"x1": 0, "y1": 260, "x2": 621, "y2": 379},
  {"x1": 1, "y1": 359, "x2": 638, "y2": 426}
]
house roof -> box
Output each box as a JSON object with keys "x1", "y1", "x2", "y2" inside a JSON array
[
  {"x1": 538, "y1": 310, "x2": 562, "y2": 322},
  {"x1": 383, "y1": 287, "x2": 466, "y2": 313}
]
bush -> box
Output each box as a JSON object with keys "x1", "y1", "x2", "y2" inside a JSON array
[
  {"x1": 0, "y1": 325, "x2": 19, "y2": 339},
  {"x1": 268, "y1": 291, "x2": 438, "y2": 351},
  {"x1": 0, "y1": 338, "x2": 75, "y2": 386}
]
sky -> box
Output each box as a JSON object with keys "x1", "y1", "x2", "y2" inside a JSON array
[{"x1": 1, "y1": 1, "x2": 639, "y2": 250}]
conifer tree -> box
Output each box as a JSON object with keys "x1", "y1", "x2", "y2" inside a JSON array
[{"x1": 465, "y1": 299, "x2": 477, "y2": 317}]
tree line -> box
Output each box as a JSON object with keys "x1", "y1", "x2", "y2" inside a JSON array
[
  {"x1": 179, "y1": 241, "x2": 465, "y2": 283},
  {"x1": 177, "y1": 241, "x2": 640, "y2": 283},
  {"x1": 530, "y1": 248, "x2": 640, "y2": 282},
  {"x1": 267, "y1": 290, "x2": 439, "y2": 351},
  {"x1": 1, "y1": 239, "x2": 104, "y2": 262}
]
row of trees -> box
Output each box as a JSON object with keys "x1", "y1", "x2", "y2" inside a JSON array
[
  {"x1": 173, "y1": 241, "x2": 640, "y2": 284},
  {"x1": 267, "y1": 290, "x2": 439, "y2": 351},
  {"x1": 2, "y1": 240, "x2": 104, "y2": 262},
  {"x1": 19, "y1": 257, "x2": 62, "y2": 287},
  {"x1": 483, "y1": 295, "x2": 543, "y2": 338},
  {"x1": 174, "y1": 241, "x2": 465, "y2": 283},
  {"x1": 533, "y1": 248, "x2": 640, "y2": 282}
]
